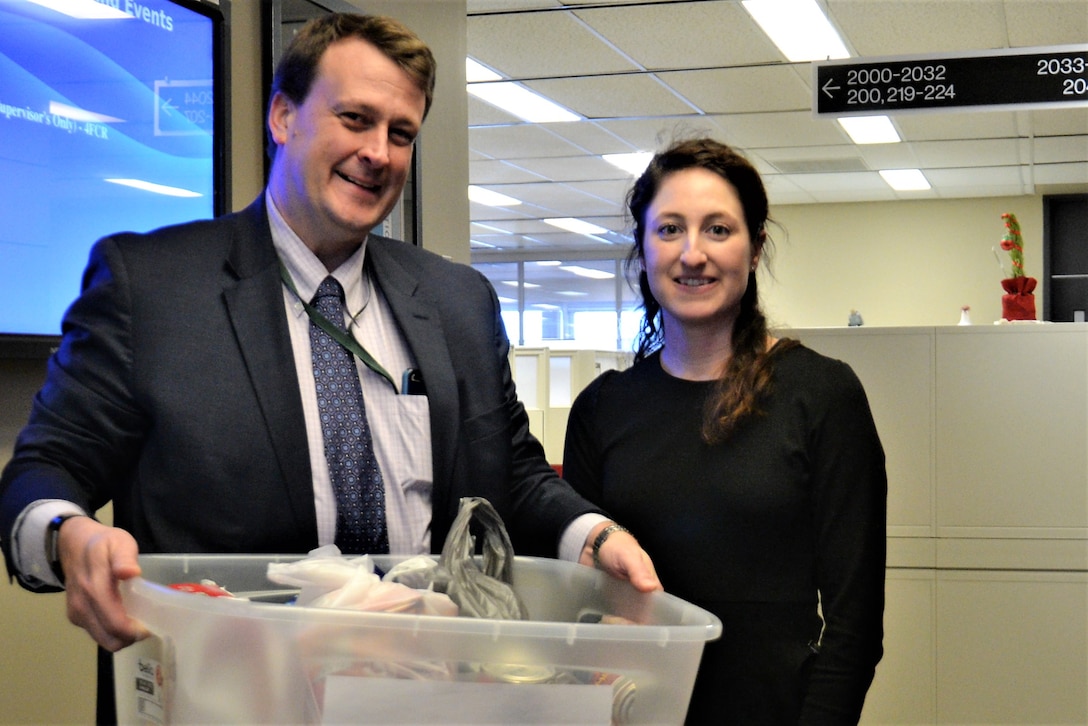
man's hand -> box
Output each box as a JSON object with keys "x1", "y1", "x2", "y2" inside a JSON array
[
  {"x1": 57, "y1": 516, "x2": 149, "y2": 652},
  {"x1": 580, "y1": 521, "x2": 662, "y2": 593}
]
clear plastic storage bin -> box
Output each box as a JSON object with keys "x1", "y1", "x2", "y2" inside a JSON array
[{"x1": 115, "y1": 554, "x2": 721, "y2": 725}]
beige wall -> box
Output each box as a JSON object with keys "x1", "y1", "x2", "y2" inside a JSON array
[
  {"x1": 0, "y1": 363, "x2": 92, "y2": 725},
  {"x1": 764, "y1": 195, "x2": 1044, "y2": 329}
]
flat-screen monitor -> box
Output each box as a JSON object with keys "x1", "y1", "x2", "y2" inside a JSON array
[{"x1": 0, "y1": 0, "x2": 229, "y2": 357}]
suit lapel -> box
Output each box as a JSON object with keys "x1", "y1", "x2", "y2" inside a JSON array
[
  {"x1": 221, "y1": 200, "x2": 317, "y2": 542},
  {"x1": 366, "y1": 241, "x2": 459, "y2": 526}
]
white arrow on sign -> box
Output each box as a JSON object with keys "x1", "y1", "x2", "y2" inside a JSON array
[{"x1": 821, "y1": 77, "x2": 841, "y2": 98}]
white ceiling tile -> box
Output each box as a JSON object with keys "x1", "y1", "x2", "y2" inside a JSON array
[
  {"x1": 909, "y1": 138, "x2": 1022, "y2": 167},
  {"x1": 468, "y1": 1, "x2": 563, "y2": 11},
  {"x1": 808, "y1": 187, "x2": 900, "y2": 203},
  {"x1": 525, "y1": 74, "x2": 699, "y2": 118},
  {"x1": 1004, "y1": 0, "x2": 1088, "y2": 46},
  {"x1": 574, "y1": 2, "x2": 782, "y2": 70},
  {"x1": 709, "y1": 112, "x2": 850, "y2": 149},
  {"x1": 488, "y1": 181, "x2": 615, "y2": 216},
  {"x1": 468, "y1": 11, "x2": 638, "y2": 79},
  {"x1": 789, "y1": 170, "x2": 892, "y2": 193},
  {"x1": 757, "y1": 144, "x2": 868, "y2": 164},
  {"x1": 506, "y1": 155, "x2": 630, "y2": 183},
  {"x1": 468, "y1": 95, "x2": 522, "y2": 126},
  {"x1": 470, "y1": 159, "x2": 548, "y2": 184},
  {"x1": 1032, "y1": 136, "x2": 1088, "y2": 165},
  {"x1": 1028, "y1": 108, "x2": 1088, "y2": 136},
  {"x1": 926, "y1": 165, "x2": 1025, "y2": 187},
  {"x1": 534, "y1": 120, "x2": 641, "y2": 156},
  {"x1": 853, "y1": 144, "x2": 919, "y2": 170},
  {"x1": 593, "y1": 117, "x2": 723, "y2": 151},
  {"x1": 1034, "y1": 161, "x2": 1088, "y2": 185},
  {"x1": 938, "y1": 186, "x2": 1027, "y2": 198},
  {"x1": 827, "y1": 0, "x2": 1010, "y2": 56},
  {"x1": 470, "y1": 201, "x2": 530, "y2": 221},
  {"x1": 892, "y1": 109, "x2": 1021, "y2": 141},
  {"x1": 569, "y1": 179, "x2": 636, "y2": 206},
  {"x1": 770, "y1": 189, "x2": 821, "y2": 205},
  {"x1": 469, "y1": 124, "x2": 590, "y2": 159},
  {"x1": 762, "y1": 174, "x2": 815, "y2": 204},
  {"x1": 471, "y1": 201, "x2": 555, "y2": 224},
  {"x1": 657, "y1": 66, "x2": 812, "y2": 114}
]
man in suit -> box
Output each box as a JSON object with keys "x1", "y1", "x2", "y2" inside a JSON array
[{"x1": 0, "y1": 12, "x2": 659, "y2": 717}]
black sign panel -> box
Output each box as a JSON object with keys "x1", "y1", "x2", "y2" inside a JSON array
[{"x1": 814, "y1": 46, "x2": 1088, "y2": 116}]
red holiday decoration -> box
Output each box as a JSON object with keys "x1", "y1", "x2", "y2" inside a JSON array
[{"x1": 998, "y1": 212, "x2": 1036, "y2": 321}]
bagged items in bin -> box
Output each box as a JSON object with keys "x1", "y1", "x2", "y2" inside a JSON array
[
  {"x1": 282, "y1": 498, "x2": 529, "y2": 712},
  {"x1": 267, "y1": 547, "x2": 458, "y2": 616},
  {"x1": 270, "y1": 497, "x2": 527, "y2": 620},
  {"x1": 426, "y1": 496, "x2": 528, "y2": 620}
]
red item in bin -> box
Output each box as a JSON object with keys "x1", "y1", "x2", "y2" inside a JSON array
[{"x1": 168, "y1": 581, "x2": 235, "y2": 597}]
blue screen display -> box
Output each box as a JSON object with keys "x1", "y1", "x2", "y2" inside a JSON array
[{"x1": 0, "y1": 0, "x2": 219, "y2": 336}]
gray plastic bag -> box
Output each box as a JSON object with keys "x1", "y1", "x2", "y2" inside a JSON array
[{"x1": 405, "y1": 497, "x2": 527, "y2": 620}]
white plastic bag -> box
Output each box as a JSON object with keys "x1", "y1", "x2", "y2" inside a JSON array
[{"x1": 266, "y1": 545, "x2": 458, "y2": 616}]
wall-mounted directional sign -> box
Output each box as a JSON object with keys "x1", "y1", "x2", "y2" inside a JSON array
[{"x1": 814, "y1": 45, "x2": 1088, "y2": 116}]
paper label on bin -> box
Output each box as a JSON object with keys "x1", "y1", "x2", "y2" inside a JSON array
[
  {"x1": 321, "y1": 676, "x2": 612, "y2": 725},
  {"x1": 130, "y1": 655, "x2": 165, "y2": 724}
]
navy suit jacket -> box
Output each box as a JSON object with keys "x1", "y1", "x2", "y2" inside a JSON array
[{"x1": 0, "y1": 197, "x2": 598, "y2": 585}]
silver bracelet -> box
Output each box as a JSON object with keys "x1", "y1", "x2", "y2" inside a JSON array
[{"x1": 591, "y1": 523, "x2": 630, "y2": 569}]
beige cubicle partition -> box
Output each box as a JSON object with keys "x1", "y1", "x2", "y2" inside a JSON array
[
  {"x1": 510, "y1": 348, "x2": 632, "y2": 464},
  {"x1": 512, "y1": 327, "x2": 1088, "y2": 724},
  {"x1": 796, "y1": 324, "x2": 1088, "y2": 726}
]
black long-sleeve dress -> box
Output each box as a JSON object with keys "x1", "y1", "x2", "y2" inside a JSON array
[{"x1": 563, "y1": 345, "x2": 887, "y2": 725}]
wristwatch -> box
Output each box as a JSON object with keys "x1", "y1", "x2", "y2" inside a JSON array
[
  {"x1": 591, "y1": 523, "x2": 631, "y2": 569},
  {"x1": 45, "y1": 514, "x2": 81, "y2": 584}
]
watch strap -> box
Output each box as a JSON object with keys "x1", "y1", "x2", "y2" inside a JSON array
[
  {"x1": 591, "y1": 523, "x2": 631, "y2": 569},
  {"x1": 45, "y1": 514, "x2": 81, "y2": 585}
]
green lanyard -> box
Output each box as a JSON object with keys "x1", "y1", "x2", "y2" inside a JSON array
[{"x1": 277, "y1": 259, "x2": 397, "y2": 392}]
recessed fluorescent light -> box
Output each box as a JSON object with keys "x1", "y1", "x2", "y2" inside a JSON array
[
  {"x1": 500, "y1": 280, "x2": 540, "y2": 288},
  {"x1": 559, "y1": 265, "x2": 615, "y2": 280},
  {"x1": 466, "y1": 58, "x2": 502, "y2": 83},
  {"x1": 468, "y1": 81, "x2": 580, "y2": 123},
  {"x1": 535, "y1": 260, "x2": 563, "y2": 266},
  {"x1": 838, "y1": 116, "x2": 900, "y2": 144},
  {"x1": 556, "y1": 290, "x2": 588, "y2": 296},
  {"x1": 544, "y1": 218, "x2": 609, "y2": 236},
  {"x1": 104, "y1": 179, "x2": 202, "y2": 197},
  {"x1": 466, "y1": 56, "x2": 579, "y2": 123},
  {"x1": 472, "y1": 222, "x2": 512, "y2": 234},
  {"x1": 603, "y1": 152, "x2": 654, "y2": 176},
  {"x1": 29, "y1": 0, "x2": 131, "y2": 19},
  {"x1": 468, "y1": 185, "x2": 522, "y2": 207},
  {"x1": 741, "y1": 0, "x2": 850, "y2": 62},
  {"x1": 879, "y1": 169, "x2": 930, "y2": 191}
]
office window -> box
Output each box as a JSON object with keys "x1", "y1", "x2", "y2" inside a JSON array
[{"x1": 474, "y1": 257, "x2": 641, "y2": 352}]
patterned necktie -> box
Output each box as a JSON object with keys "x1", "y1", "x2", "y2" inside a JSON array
[{"x1": 309, "y1": 276, "x2": 389, "y2": 554}]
